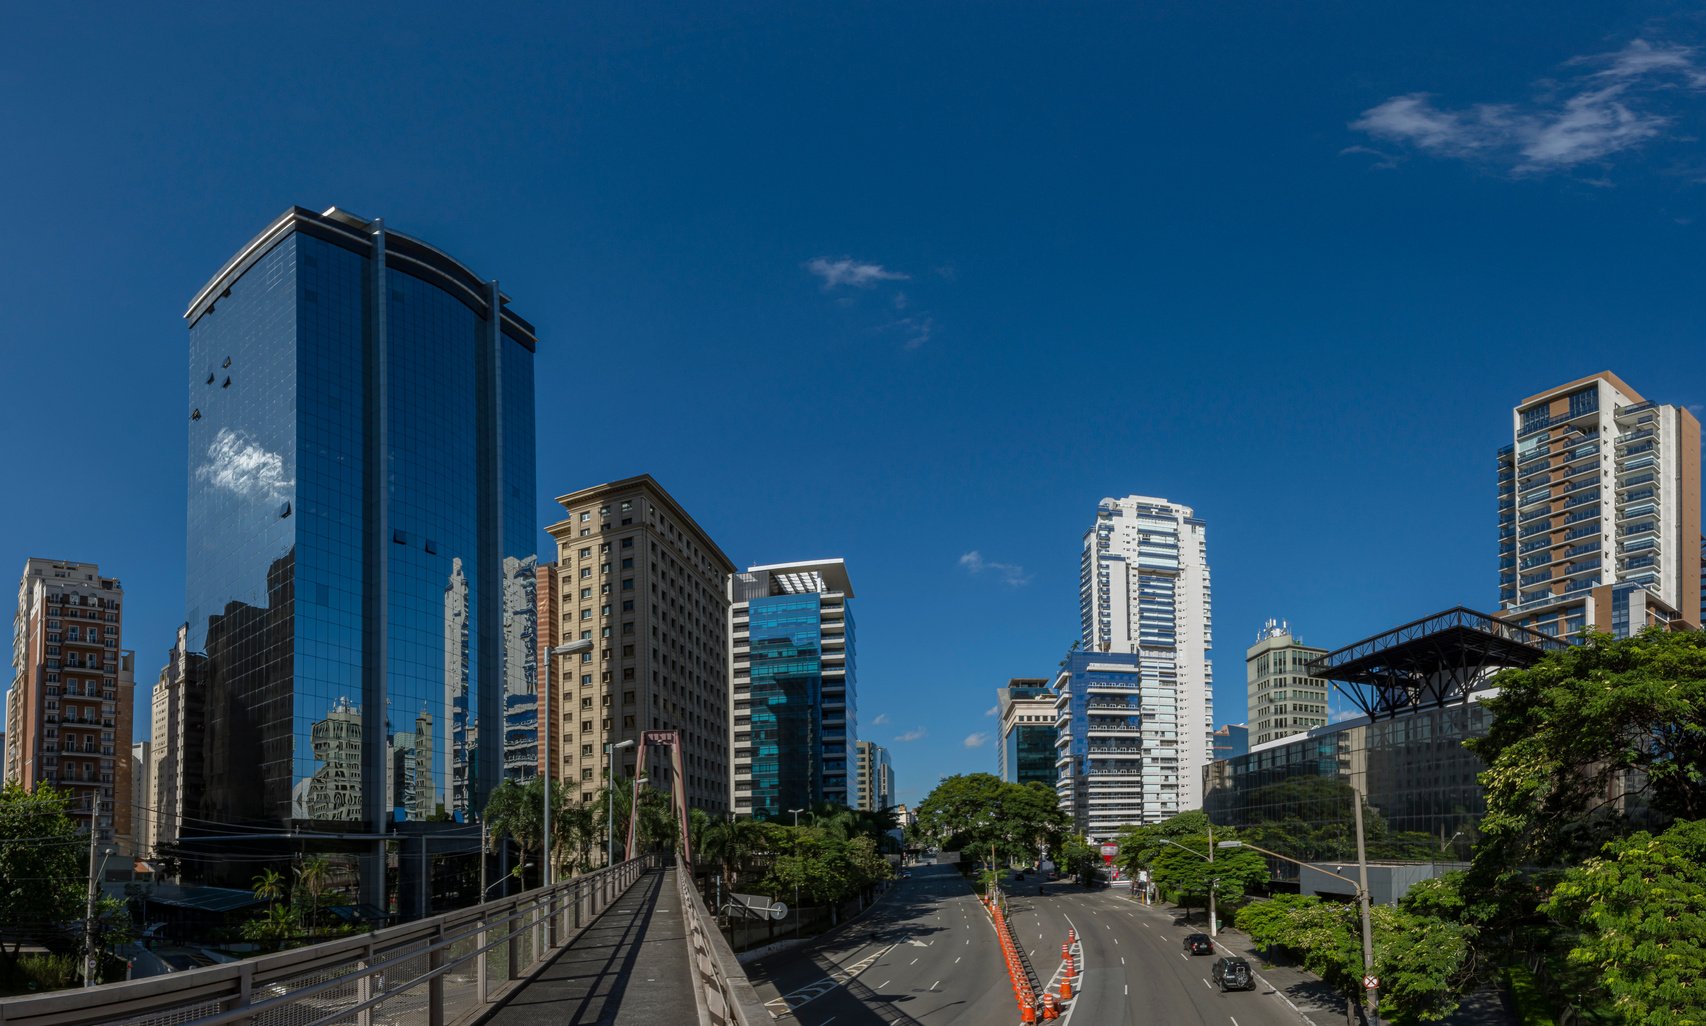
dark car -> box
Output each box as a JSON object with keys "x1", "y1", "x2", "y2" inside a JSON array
[
  {"x1": 1183, "y1": 932, "x2": 1214, "y2": 955},
  {"x1": 1211, "y1": 955, "x2": 1255, "y2": 991}
]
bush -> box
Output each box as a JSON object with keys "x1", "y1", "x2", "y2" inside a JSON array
[{"x1": 17, "y1": 953, "x2": 78, "y2": 992}]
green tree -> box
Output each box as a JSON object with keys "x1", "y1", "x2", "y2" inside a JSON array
[
  {"x1": 915, "y1": 774, "x2": 1066, "y2": 863},
  {"x1": 1469, "y1": 629, "x2": 1706, "y2": 880},
  {"x1": 1540, "y1": 819, "x2": 1706, "y2": 1026},
  {"x1": 1234, "y1": 893, "x2": 1321, "y2": 953},
  {"x1": 1055, "y1": 834, "x2": 1100, "y2": 885},
  {"x1": 294, "y1": 856, "x2": 332, "y2": 936},
  {"x1": 1112, "y1": 810, "x2": 1213, "y2": 875},
  {"x1": 1145, "y1": 835, "x2": 1267, "y2": 918},
  {"x1": 0, "y1": 784, "x2": 87, "y2": 961},
  {"x1": 484, "y1": 778, "x2": 545, "y2": 884}
]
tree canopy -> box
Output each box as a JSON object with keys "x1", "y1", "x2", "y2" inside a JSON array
[
  {"x1": 0, "y1": 784, "x2": 86, "y2": 959},
  {"x1": 914, "y1": 774, "x2": 1066, "y2": 862}
]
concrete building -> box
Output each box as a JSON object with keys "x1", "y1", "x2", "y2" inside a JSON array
[
  {"x1": 997, "y1": 678, "x2": 1057, "y2": 788},
  {"x1": 1498, "y1": 372, "x2": 1701, "y2": 637},
  {"x1": 132, "y1": 741, "x2": 152, "y2": 858},
  {"x1": 854, "y1": 739, "x2": 893, "y2": 811},
  {"x1": 1080, "y1": 495, "x2": 1215, "y2": 812},
  {"x1": 1053, "y1": 651, "x2": 1147, "y2": 841},
  {"x1": 1246, "y1": 620, "x2": 1329, "y2": 746},
  {"x1": 5, "y1": 559, "x2": 134, "y2": 848},
  {"x1": 542, "y1": 475, "x2": 735, "y2": 814},
  {"x1": 148, "y1": 624, "x2": 204, "y2": 855},
  {"x1": 730, "y1": 559, "x2": 857, "y2": 819},
  {"x1": 183, "y1": 206, "x2": 537, "y2": 910}
]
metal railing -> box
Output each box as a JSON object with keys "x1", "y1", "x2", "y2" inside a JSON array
[
  {"x1": 676, "y1": 863, "x2": 766, "y2": 1026},
  {"x1": 0, "y1": 856, "x2": 656, "y2": 1026}
]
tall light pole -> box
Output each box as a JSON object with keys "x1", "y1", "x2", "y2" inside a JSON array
[
  {"x1": 607, "y1": 739, "x2": 636, "y2": 867},
  {"x1": 788, "y1": 808, "x2": 806, "y2": 937},
  {"x1": 82, "y1": 797, "x2": 116, "y2": 988},
  {"x1": 542, "y1": 640, "x2": 593, "y2": 887},
  {"x1": 1155, "y1": 837, "x2": 1219, "y2": 938},
  {"x1": 1217, "y1": 838, "x2": 1376, "y2": 1019}
]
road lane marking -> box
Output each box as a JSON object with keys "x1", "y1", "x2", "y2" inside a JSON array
[
  {"x1": 910, "y1": 958, "x2": 918, "y2": 965},
  {"x1": 1230, "y1": 1019, "x2": 1240, "y2": 1026},
  {"x1": 1120, "y1": 956, "x2": 1125, "y2": 965},
  {"x1": 763, "y1": 944, "x2": 894, "y2": 1017},
  {"x1": 878, "y1": 980, "x2": 889, "y2": 989},
  {"x1": 930, "y1": 980, "x2": 940, "y2": 991},
  {"x1": 954, "y1": 957, "x2": 960, "y2": 964}
]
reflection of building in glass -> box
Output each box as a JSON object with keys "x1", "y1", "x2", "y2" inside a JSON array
[
  {"x1": 500, "y1": 555, "x2": 539, "y2": 781},
  {"x1": 731, "y1": 560, "x2": 857, "y2": 819},
  {"x1": 183, "y1": 206, "x2": 536, "y2": 908},
  {"x1": 1497, "y1": 372, "x2": 1700, "y2": 637},
  {"x1": 998, "y1": 678, "x2": 1057, "y2": 789},
  {"x1": 388, "y1": 709, "x2": 434, "y2": 822},
  {"x1": 1246, "y1": 620, "x2": 1328, "y2": 746},
  {"x1": 297, "y1": 698, "x2": 362, "y2": 821},
  {"x1": 1053, "y1": 652, "x2": 1145, "y2": 841},
  {"x1": 1205, "y1": 608, "x2": 1567, "y2": 876},
  {"x1": 1080, "y1": 496, "x2": 1215, "y2": 813},
  {"x1": 443, "y1": 559, "x2": 472, "y2": 817},
  {"x1": 1211, "y1": 723, "x2": 1248, "y2": 761}
]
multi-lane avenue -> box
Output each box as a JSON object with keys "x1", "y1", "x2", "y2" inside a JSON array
[{"x1": 746, "y1": 860, "x2": 1317, "y2": 1026}]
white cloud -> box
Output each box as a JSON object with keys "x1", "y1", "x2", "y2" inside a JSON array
[
  {"x1": 959, "y1": 550, "x2": 1031, "y2": 587},
  {"x1": 871, "y1": 712, "x2": 890, "y2": 726},
  {"x1": 894, "y1": 728, "x2": 927, "y2": 743},
  {"x1": 963, "y1": 732, "x2": 991, "y2": 749},
  {"x1": 805, "y1": 257, "x2": 909, "y2": 289},
  {"x1": 197, "y1": 428, "x2": 292, "y2": 502},
  {"x1": 1350, "y1": 38, "x2": 1704, "y2": 174},
  {"x1": 985, "y1": 705, "x2": 999, "y2": 717},
  {"x1": 1331, "y1": 707, "x2": 1364, "y2": 724}
]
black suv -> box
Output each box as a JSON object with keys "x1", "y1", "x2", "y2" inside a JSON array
[
  {"x1": 1211, "y1": 955, "x2": 1255, "y2": 991},
  {"x1": 1183, "y1": 932, "x2": 1214, "y2": 955}
]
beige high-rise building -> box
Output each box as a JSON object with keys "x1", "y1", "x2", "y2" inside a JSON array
[
  {"x1": 1497, "y1": 372, "x2": 1702, "y2": 636},
  {"x1": 1245, "y1": 619, "x2": 1329, "y2": 746},
  {"x1": 542, "y1": 476, "x2": 735, "y2": 815},
  {"x1": 4, "y1": 559, "x2": 134, "y2": 849},
  {"x1": 149, "y1": 624, "x2": 204, "y2": 856}
]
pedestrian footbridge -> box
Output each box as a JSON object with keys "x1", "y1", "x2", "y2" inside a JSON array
[{"x1": 0, "y1": 855, "x2": 766, "y2": 1026}]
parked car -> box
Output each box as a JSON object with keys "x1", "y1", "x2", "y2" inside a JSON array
[
  {"x1": 1183, "y1": 932, "x2": 1214, "y2": 955},
  {"x1": 1211, "y1": 955, "x2": 1255, "y2": 991}
]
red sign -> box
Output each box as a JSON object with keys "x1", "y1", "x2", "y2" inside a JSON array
[{"x1": 1364, "y1": 975, "x2": 1379, "y2": 990}]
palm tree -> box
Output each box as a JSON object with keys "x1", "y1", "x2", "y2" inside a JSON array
[
  {"x1": 252, "y1": 868, "x2": 286, "y2": 905},
  {"x1": 294, "y1": 857, "x2": 331, "y2": 937}
]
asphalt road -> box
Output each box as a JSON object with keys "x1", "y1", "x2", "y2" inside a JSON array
[{"x1": 747, "y1": 863, "x2": 1318, "y2": 1026}]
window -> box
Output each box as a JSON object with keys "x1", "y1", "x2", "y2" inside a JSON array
[
  {"x1": 621, "y1": 501, "x2": 633, "y2": 512},
  {"x1": 622, "y1": 558, "x2": 634, "y2": 569},
  {"x1": 581, "y1": 769, "x2": 593, "y2": 781},
  {"x1": 622, "y1": 579, "x2": 634, "y2": 591},
  {"x1": 621, "y1": 538, "x2": 634, "y2": 549},
  {"x1": 580, "y1": 512, "x2": 591, "y2": 522},
  {"x1": 580, "y1": 587, "x2": 592, "y2": 599},
  {"x1": 581, "y1": 674, "x2": 592, "y2": 685},
  {"x1": 599, "y1": 505, "x2": 610, "y2": 516},
  {"x1": 580, "y1": 548, "x2": 591, "y2": 558},
  {"x1": 580, "y1": 609, "x2": 592, "y2": 620}
]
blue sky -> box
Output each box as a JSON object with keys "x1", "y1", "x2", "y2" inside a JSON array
[{"x1": 3, "y1": 3, "x2": 1703, "y2": 809}]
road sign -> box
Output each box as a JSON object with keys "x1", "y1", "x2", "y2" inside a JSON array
[{"x1": 1364, "y1": 975, "x2": 1379, "y2": 990}]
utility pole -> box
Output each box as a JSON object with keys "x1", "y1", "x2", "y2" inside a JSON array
[
  {"x1": 480, "y1": 820, "x2": 488, "y2": 901},
  {"x1": 1207, "y1": 820, "x2": 1217, "y2": 938},
  {"x1": 1352, "y1": 773, "x2": 1378, "y2": 1025},
  {"x1": 82, "y1": 798, "x2": 101, "y2": 988}
]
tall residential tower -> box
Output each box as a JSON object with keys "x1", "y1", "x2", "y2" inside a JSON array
[
  {"x1": 541, "y1": 476, "x2": 735, "y2": 815},
  {"x1": 1497, "y1": 372, "x2": 1701, "y2": 636},
  {"x1": 1245, "y1": 620, "x2": 1328, "y2": 746},
  {"x1": 1079, "y1": 496, "x2": 1214, "y2": 815},
  {"x1": 730, "y1": 560, "x2": 857, "y2": 819}
]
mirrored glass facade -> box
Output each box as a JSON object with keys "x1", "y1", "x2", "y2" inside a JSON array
[{"x1": 184, "y1": 209, "x2": 537, "y2": 853}]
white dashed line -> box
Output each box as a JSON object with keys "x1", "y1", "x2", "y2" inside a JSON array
[{"x1": 910, "y1": 958, "x2": 918, "y2": 965}]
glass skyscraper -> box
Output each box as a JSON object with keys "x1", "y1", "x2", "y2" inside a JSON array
[
  {"x1": 183, "y1": 207, "x2": 536, "y2": 906},
  {"x1": 729, "y1": 560, "x2": 857, "y2": 819}
]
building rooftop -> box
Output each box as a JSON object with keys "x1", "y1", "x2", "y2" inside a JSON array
[{"x1": 743, "y1": 558, "x2": 854, "y2": 598}]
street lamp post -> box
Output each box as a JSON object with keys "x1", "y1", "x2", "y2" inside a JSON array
[
  {"x1": 542, "y1": 640, "x2": 593, "y2": 888},
  {"x1": 789, "y1": 808, "x2": 806, "y2": 937},
  {"x1": 606, "y1": 739, "x2": 636, "y2": 867},
  {"x1": 82, "y1": 797, "x2": 116, "y2": 988},
  {"x1": 1217, "y1": 838, "x2": 1377, "y2": 1022},
  {"x1": 1155, "y1": 837, "x2": 1219, "y2": 938}
]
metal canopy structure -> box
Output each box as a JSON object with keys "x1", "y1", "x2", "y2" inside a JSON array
[{"x1": 1306, "y1": 606, "x2": 1568, "y2": 719}]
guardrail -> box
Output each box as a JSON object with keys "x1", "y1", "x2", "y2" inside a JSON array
[
  {"x1": 677, "y1": 864, "x2": 767, "y2": 1026},
  {"x1": 0, "y1": 855, "x2": 657, "y2": 1026}
]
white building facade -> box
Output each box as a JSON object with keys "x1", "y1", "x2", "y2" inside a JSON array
[{"x1": 1079, "y1": 495, "x2": 1214, "y2": 816}]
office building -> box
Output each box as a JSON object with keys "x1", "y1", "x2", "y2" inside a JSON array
[
  {"x1": 183, "y1": 206, "x2": 537, "y2": 907},
  {"x1": 542, "y1": 476, "x2": 734, "y2": 814},
  {"x1": 998, "y1": 677, "x2": 1058, "y2": 788},
  {"x1": 854, "y1": 739, "x2": 893, "y2": 811},
  {"x1": 1080, "y1": 495, "x2": 1215, "y2": 811},
  {"x1": 1207, "y1": 608, "x2": 1567, "y2": 883},
  {"x1": 1212, "y1": 724, "x2": 1248, "y2": 761},
  {"x1": 1246, "y1": 620, "x2": 1329, "y2": 746},
  {"x1": 5, "y1": 560, "x2": 135, "y2": 848},
  {"x1": 730, "y1": 559, "x2": 858, "y2": 819},
  {"x1": 1497, "y1": 372, "x2": 1701, "y2": 636},
  {"x1": 148, "y1": 625, "x2": 204, "y2": 855}
]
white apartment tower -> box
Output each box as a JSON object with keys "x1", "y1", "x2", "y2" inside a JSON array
[
  {"x1": 1498, "y1": 373, "x2": 1702, "y2": 636},
  {"x1": 1080, "y1": 496, "x2": 1214, "y2": 813}
]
